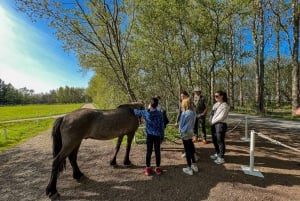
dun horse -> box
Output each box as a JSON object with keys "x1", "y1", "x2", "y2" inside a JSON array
[{"x1": 46, "y1": 103, "x2": 144, "y2": 199}]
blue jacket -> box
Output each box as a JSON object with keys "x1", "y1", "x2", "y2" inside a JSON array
[
  {"x1": 179, "y1": 110, "x2": 196, "y2": 140},
  {"x1": 134, "y1": 109, "x2": 165, "y2": 140}
]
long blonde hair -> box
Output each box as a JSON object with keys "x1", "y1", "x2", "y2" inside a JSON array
[{"x1": 181, "y1": 98, "x2": 194, "y2": 112}]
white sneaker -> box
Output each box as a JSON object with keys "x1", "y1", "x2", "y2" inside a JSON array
[
  {"x1": 191, "y1": 164, "x2": 199, "y2": 172},
  {"x1": 210, "y1": 153, "x2": 218, "y2": 160},
  {"x1": 181, "y1": 152, "x2": 186, "y2": 158},
  {"x1": 182, "y1": 167, "x2": 193, "y2": 175},
  {"x1": 214, "y1": 157, "x2": 225, "y2": 164}
]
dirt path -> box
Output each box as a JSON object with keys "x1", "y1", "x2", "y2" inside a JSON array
[{"x1": 0, "y1": 109, "x2": 299, "y2": 201}]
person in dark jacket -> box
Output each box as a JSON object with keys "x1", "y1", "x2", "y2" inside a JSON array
[{"x1": 134, "y1": 97, "x2": 165, "y2": 175}]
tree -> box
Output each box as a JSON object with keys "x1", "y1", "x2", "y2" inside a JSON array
[
  {"x1": 251, "y1": 0, "x2": 266, "y2": 114},
  {"x1": 15, "y1": 0, "x2": 138, "y2": 101},
  {"x1": 291, "y1": 0, "x2": 299, "y2": 114}
]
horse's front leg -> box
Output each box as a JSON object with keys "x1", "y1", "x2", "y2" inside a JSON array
[
  {"x1": 123, "y1": 132, "x2": 134, "y2": 166},
  {"x1": 110, "y1": 136, "x2": 123, "y2": 166}
]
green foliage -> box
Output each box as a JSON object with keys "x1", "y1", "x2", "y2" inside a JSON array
[
  {"x1": 0, "y1": 119, "x2": 54, "y2": 151},
  {"x1": 0, "y1": 78, "x2": 91, "y2": 105},
  {"x1": 14, "y1": 0, "x2": 299, "y2": 114},
  {"x1": 0, "y1": 103, "x2": 82, "y2": 121},
  {"x1": 133, "y1": 126, "x2": 181, "y2": 144},
  {"x1": 86, "y1": 75, "x2": 129, "y2": 109}
]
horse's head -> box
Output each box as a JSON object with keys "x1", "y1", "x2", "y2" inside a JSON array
[{"x1": 117, "y1": 102, "x2": 145, "y2": 124}]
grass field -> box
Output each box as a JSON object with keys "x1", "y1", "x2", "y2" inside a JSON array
[
  {"x1": 0, "y1": 103, "x2": 83, "y2": 151},
  {"x1": 0, "y1": 103, "x2": 83, "y2": 121}
]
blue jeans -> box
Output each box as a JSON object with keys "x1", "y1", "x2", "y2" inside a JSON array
[{"x1": 146, "y1": 134, "x2": 161, "y2": 167}]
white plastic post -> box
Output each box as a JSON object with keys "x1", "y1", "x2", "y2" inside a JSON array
[
  {"x1": 249, "y1": 130, "x2": 255, "y2": 171},
  {"x1": 241, "y1": 116, "x2": 250, "y2": 142},
  {"x1": 4, "y1": 128, "x2": 7, "y2": 140},
  {"x1": 245, "y1": 116, "x2": 248, "y2": 137},
  {"x1": 241, "y1": 130, "x2": 264, "y2": 178}
]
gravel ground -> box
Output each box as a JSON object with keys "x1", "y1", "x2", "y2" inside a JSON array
[{"x1": 0, "y1": 106, "x2": 299, "y2": 201}]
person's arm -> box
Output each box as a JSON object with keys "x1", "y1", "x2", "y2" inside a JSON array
[
  {"x1": 134, "y1": 109, "x2": 146, "y2": 117},
  {"x1": 159, "y1": 113, "x2": 165, "y2": 140},
  {"x1": 202, "y1": 98, "x2": 208, "y2": 115},
  {"x1": 295, "y1": 106, "x2": 300, "y2": 115},
  {"x1": 175, "y1": 105, "x2": 182, "y2": 126}
]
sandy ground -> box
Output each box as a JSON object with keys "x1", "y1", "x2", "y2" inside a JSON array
[{"x1": 0, "y1": 106, "x2": 299, "y2": 201}]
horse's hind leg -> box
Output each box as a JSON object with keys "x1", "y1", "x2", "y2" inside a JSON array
[
  {"x1": 110, "y1": 136, "x2": 124, "y2": 166},
  {"x1": 46, "y1": 153, "x2": 66, "y2": 199},
  {"x1": 68, "y1": 144, "x2": 84, "y2": 181},
  {"x1": 124, "y1": 132, "x2": 134, "y2": 166}
]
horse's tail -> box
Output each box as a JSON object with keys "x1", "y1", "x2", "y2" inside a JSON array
[{"x1": 51, "y1": 116, "x2": 66, "y2": 172}]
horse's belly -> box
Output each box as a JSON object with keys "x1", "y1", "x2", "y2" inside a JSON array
[{"x1": 87, "y1": 124, "x2": 137, "y2": 140}]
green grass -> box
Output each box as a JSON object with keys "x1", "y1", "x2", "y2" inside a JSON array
[
  {"x1": 0, "y1": 103, "x2": 83, "y2": 121},
  {"x1": 0, "y1": 103, "x2": 83, "y2": 151},
  {"x1": 0, "y1": 119, "x2": 55, "y2": 151},
  {"x1": 134, "y1": 125, "x2": 182, "y2": 144}
]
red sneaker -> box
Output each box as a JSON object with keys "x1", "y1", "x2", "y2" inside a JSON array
[
  {"x1": 144, "y1": 167, "x2": 151, "y2": 176},
  {"x1": 155, "y1": 167, "x2": 162, "y2": 175}
]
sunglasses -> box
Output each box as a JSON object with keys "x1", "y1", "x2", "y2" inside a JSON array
[{"x1": 215, "y1": 95, "x2": 220, "y2": 98}]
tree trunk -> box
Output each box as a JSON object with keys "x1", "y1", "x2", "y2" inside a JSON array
[
  {"x1": 292, "y1": 0, "x2": 299, "y2": 114},
  {"x1": 252, "y1": 0, "x2": 265, "y2": 114}
]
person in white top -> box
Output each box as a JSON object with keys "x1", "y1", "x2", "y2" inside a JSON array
[{"x1": 209, "y1": 90, "x2": 230, "y2": 164}]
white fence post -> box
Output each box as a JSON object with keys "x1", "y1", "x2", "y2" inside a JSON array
[
  {"x1": 241, "y1": 116, "x2": 250, "y2": 142},
  {"x1": 4, "y1": 128, "x2": 7, "y2": 140},
  {"x1": 249, "y1": 130, "x2": 255, "y2": 171},
  {"x1": 241, "y1": 130, "x2": 264, "y2": 178}
]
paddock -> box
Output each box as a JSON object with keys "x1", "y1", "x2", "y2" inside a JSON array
[{"x1": 0, "y1": 114, "x2": 299, "y2": 201}]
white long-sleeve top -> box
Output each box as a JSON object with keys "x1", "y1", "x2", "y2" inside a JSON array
[{"x1": 210, "y1": 102, "x2": 229, "y2": 125}]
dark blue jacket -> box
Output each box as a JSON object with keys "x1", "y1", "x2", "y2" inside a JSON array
[{"x1": 134, "y1": 109, "x2": 165, "y2": 140}]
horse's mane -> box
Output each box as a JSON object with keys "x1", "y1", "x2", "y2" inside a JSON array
[{"x1": 117, "y1": 102, "x2": 144, "y2": 110}]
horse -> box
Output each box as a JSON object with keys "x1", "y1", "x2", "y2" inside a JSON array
[{"x1": 45, "y1": 102, "x2": 144, "y2": 199}]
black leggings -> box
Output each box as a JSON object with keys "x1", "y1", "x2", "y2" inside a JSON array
[
  {"x1": 183, "y1": 139, "x2": 196, "y2": 167},
  {"x1": 146, "y1": 135, "x2": 161, "y2": 167},
  {"x1": 211, "y1": 123, "x2": 227, "y2": 158}
]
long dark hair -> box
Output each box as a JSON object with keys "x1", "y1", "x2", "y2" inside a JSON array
[
  {"x1": 181, "y1": 90, "x2": 189, "y2": 97},
  {"x1": 216, "y1": 90, "x2": 228, "y2": 103}
]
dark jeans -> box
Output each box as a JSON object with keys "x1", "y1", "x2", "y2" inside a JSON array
[
  {"x1": 194, "y1": 116, "x2": 207, "y2": 140},
  {"x1": 146, "y1": 134, "x2": 161, "y2": 167},
  {"x1": 211, "y1": 123, "x2": 227, "y2": 158},
  {"x1": 182, "y1": 139, "x2": 196, "y2": 167}
]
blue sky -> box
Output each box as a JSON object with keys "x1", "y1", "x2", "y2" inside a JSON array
[{"x1": 0, "y1": 1, "x2": 93, "y2": 93}]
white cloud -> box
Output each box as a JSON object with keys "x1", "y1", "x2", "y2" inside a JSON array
[{"x1": 0, "y1": 3, "x2": 92, "y2": 93}]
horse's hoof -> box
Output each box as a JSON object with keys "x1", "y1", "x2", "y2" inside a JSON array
[
  {"x1": 77, "y1": 175, "x2": 87, "y2": 183},
  {"x1": 124, "y1": 161, "x2": 132, "y2": 166},
  {"x1": 110, "y1": 160, "x2": 117, "y2": 166},
  {"x1": 48, "y1": 192, "x2": 60, "y2": 200},
  {"x1": 73, "y1": 172, "x2": 84, "y2": 180}
]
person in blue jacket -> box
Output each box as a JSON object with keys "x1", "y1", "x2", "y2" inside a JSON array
[
  {"x1": 179, "y1": 98, "x2": 199, "y2": 175},
  {"x1": 134, "y1": 97, "x2": 165, "y2": 176}
]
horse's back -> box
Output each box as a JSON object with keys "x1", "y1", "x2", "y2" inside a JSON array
[{"x1": 60, "y1": 107, "x2": 139, "y2": 140}]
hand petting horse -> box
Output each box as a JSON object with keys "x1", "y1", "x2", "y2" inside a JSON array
[{"x1": 46, "y1": 102, "x2": 144, "y2": 200}]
